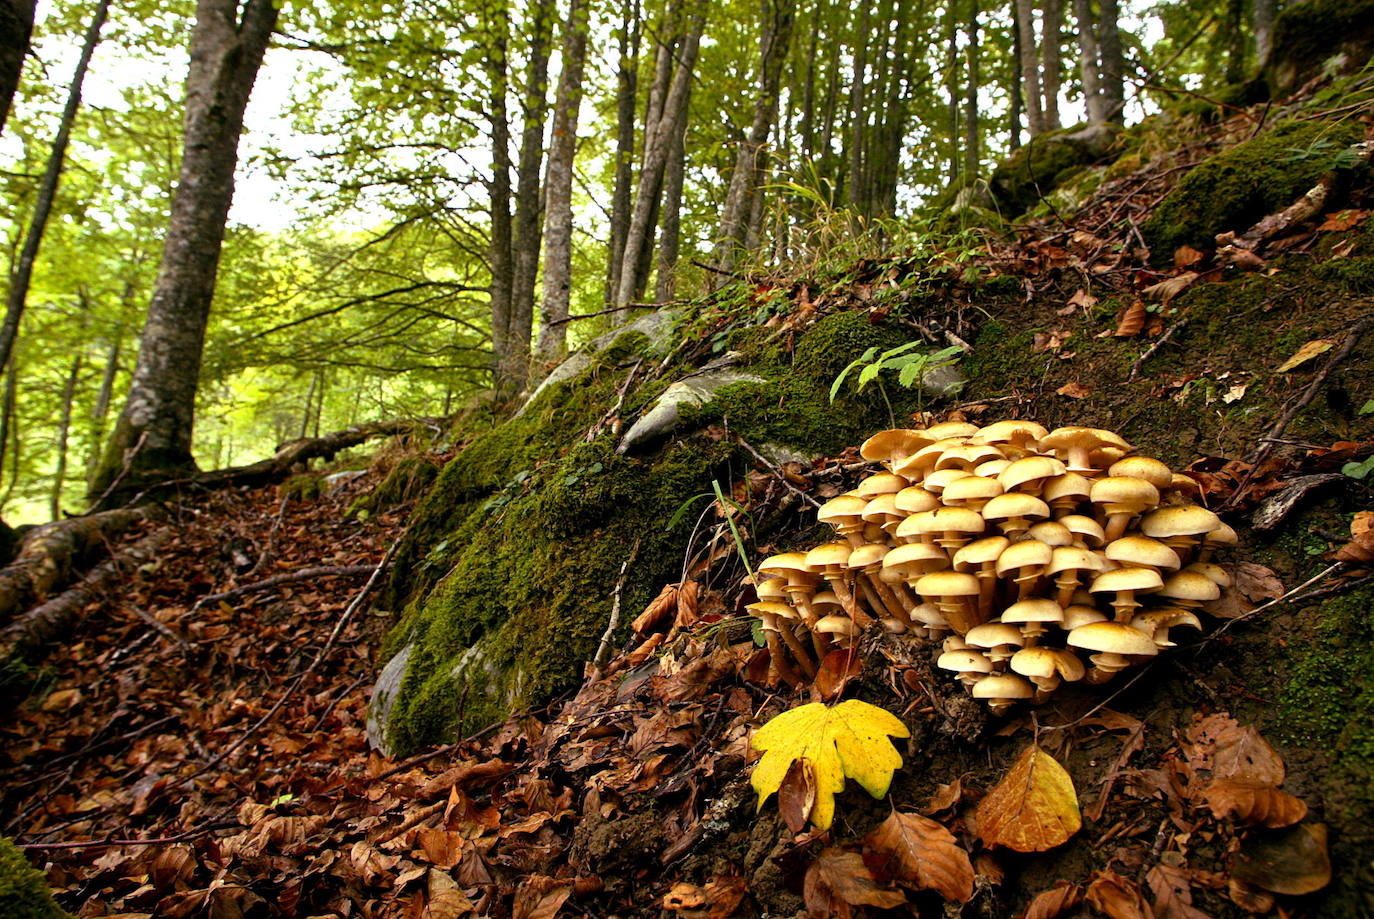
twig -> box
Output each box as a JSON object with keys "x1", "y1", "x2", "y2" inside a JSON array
[
  {"x1": 192, "y1": 565, "x2": 380, "y2": 611},
  {"x1": 131, "y1": 607, "x2": 192, "y2": 653},
  {"x1": 1205, "y1": 563, "x2": 1345, "y2": 640},
  {"x1": 18, "y1": 715, "x2": 178, "y2": 776},
  {"x1": 17, "y1": 821, "x2": 239, "y2": 851},
  {"x1": 371, "y1": 697, "x2": 565, "y2": 781},
  {"x1": 691, "y1": 259, "x2": 741, "y2": 279},
  {"x1": 248, "y1": 496, "x2": 290, "y2": 575},
  {"x1": 1223, "y1": 316, "x2": 1372, "y2": 509},
  {"x1": 548, "y1": 303, "x2": 647, "y2": 326},
  {"x1": 1040, "y1": 666, "x2": 1154, "y2": 731},
  {"x1": 1128, "y1": 316, "x2": 1189, "y2": 381},
  {"x1": 586, "y1": 358, "x2": 644, "y2": 443},
  {"x1": 179, "y1": 526, "x2": 409, "y2": 784},
  {"x1": 594, "y1": 539, "x2": 642, "y2": 668},
  {"x1": 309, "y1": 672, "x2": 368, "y2": 733},
  {"x1": 735, "y1": 435, "x2": 822, "y2": 509}
]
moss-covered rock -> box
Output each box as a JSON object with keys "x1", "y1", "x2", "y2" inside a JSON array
[
  {"x1": 1313, "y1": 256, "x2": 1374, "y2": 293},
  {"x1": 0, "y1": 837, "x2": 68, "y2": 919},
  {"x1": 989, "y1": 123, "x2": 1118, "y2": 217},
  {"x1": 349, "y1": 455, "x2": 441, "y2": 517},
  {"x1": 280, "y1": 473, "x2": 326, "y2": 502},
  {"x1": 1266, "y1": 0, "x2": 1374, "y2": 97},
  {"x1": 1140, "y1": 118, "x2": 1365, "y2": 261}
]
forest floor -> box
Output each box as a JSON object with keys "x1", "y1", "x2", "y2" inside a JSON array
[{"x1": 4, "y1": 100, "x2": 1374, "y2": 918}]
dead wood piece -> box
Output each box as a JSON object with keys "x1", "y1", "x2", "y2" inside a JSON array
[
  {"x1": 1251, "y1": 474, "x2": 1346, "y2": 532},
  {"x1": 0, "y1": 507, "x2": 154, "y2": 626},
  {"x1": 192, "y1": 564, "x2": 380, "y2": 611},
  {"x1": 0, "y1": 528, "x2": 172, "y2": 667}
]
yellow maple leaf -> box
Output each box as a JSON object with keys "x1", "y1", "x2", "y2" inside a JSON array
[
  {"x1": 975, "y1": 745, "x2": 1081, "y2": 852},
  {"x1": 751, "y1": 699, "x2": 910, "y2": 831}
]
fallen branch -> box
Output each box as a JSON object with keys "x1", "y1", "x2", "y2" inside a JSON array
[
  {"x1": 736, "y1": 435, "x2": 822, "y2": 509},
  {"x1": 16, "y1": 821, "x2": 239, "y2": 851},
  {"x1": 1128, "y1": 316, "x2": 1189, "y2": 381},
  {"x1": 593, "y1": 539, "x2": 641, "y2": 669},
  {"x1": 192, "y1": 564, "x2": 380, "y2": 611}
]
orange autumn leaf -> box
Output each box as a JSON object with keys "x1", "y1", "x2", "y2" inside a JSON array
[
  {"x1": 1204, "y1": 779, "x2": 1308, "y2": 827},
  {"x1": 1113, "y1": 300, "x2": 1147, "y2": 336},
  {"x1": 1021, "y1": 881, "x2": 1084, "y2": 919},
  {"x1": 1085, "y1": 869, "x2": 1154, "y2": 919},
  {"x1": 803, "y1": 847, "x2": 906, "y2": 918},
  {"x1": 865, "y1": 810, "x2": 974, "y2": 902},
  {"x1": 975, "y1": 745, "x2": 1081, "y2": 852}
]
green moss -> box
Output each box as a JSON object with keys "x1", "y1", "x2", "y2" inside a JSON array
[
  {"x1": 1313, "y1": 256, "x2": 1374, "y2": 293},
  {"x1": 1266, "y1": 0, "x2": 1374, "y2": 95},
  {"x1": 0, "y1": 837, "x2": 69, "y2": 919},
  {"x1": 990, "y1": 126, "x2": 1112, "y2": 216},
  {"x1": 280, "y1": 473, "x2": 325, "y2": 502},
  {"x1": 349, "y1": 456, "x2": 440, "y2": 517},
  {"x1": 1141, "y1": 119, "x2": 1365, "y2": 260}
]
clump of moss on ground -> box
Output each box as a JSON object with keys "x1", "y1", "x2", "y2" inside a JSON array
[
  {"x1": 349, "y1": 455, "x2": 440, "y2": 517},
  {"x1": 1313, "y1": 256, "x2": 1374, "y2": 293},
  {"x1": 0, "y1": 837, "x2": 68, "y2": 919},
  {"x1": 280, "y1": 473, "x2": 325, "y2": 502},
  {"x1": 989, "y1": 125, "x2": 1117, "y2": 216},
  {"x1": 1141, "y1": 118, "x2": 1365, "y2": 260}
]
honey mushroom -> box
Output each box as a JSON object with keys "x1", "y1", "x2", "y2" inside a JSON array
[{"x1": 805, "y1": 542, "x2": 875, "y2": 627}]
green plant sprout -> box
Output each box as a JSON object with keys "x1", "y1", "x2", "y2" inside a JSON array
[{"x1": 829, "y1": 342, "x2": 963, "y2": 426}]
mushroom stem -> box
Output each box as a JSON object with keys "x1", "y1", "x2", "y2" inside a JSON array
[
  {"x1": 865, "y1": 577, "x2": 912, "y2": 627},
  {"x1": 776, "y1": 621, "x2": 817, "y2": 679},
  {"x1": 761, "y1": 624, "x2": 802, "y2": 686},
  {"x1": 827, "y1": 577, "x2": 875, "y2": 628},
  {"x1": 1104, "y1": 512, "x2": 1133, "y2": 543}
]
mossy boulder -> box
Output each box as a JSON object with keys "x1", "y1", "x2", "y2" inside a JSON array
[
  {"x1": 349, "y1": 455, "x2": 441, "y2": 517},
  {"x1": 1140, "y1": 118, "x2": 1365, "y2": 261},
  {"x1": 0, "y1": 837, "x2": 68, "y2": 919},
  {"x1": 280, "y1": 472, "x2": 326, "y2": 502},
  {"x1": 1266, "y1": 0, "x2": 1374, "y2": 97},
  {"x1": 990, "y1": 123, "x2": 1119, "y2": 217}
]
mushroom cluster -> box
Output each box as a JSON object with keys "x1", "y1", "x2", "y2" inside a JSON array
[{"x1": 747, "y1": 421, "x2": 1236, "y2": 713}]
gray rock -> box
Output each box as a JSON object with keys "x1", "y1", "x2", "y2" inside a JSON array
[
  {"x1": 519, "y1": 307, "x2": 683, "y2": 416},
  {"x1": 920, "y1": 361, "x2": 966, "y2": 398},
  {"x1": 366, "y1": 642, "x2": 413, "y2": 755},
  {"x1": 617, "y1": 353, "x2": 768, "y2": 454}
]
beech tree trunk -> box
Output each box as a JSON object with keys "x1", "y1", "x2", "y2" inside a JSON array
[
  {"x1": 0, "y1": 0, "x2": 35, "y2": 137},
  {"x1": 1041, "y1": 0, "x2": 1062, "y2": 131},
  {"x1": 1075, "y1": 0, "x2": 1106, "y2": 124},
  {"x1": 84, "y1": 330, "x2": 120, "y2": 486},
  {"x1": 845, "y1": 0, "x2": 870, "y2": 208},
  {"x1": 1098, "y1": 0, "x2": 1124, "y2": 123},
  {"x1": 484, "y1": 2, "x2": 517, "y2": 401},
  {"x1": 1254, "y1": 0, "x2": 1276, "y2": 67},
  {"x1": 963, "y1": 0, "x2": 980, "y2": 178},
  {"x1": 1015, "y1": 0, "x2": 1042, "y2": 136},
  {"x1": 1223, "y1": 0, "x2": 1245, "y2": 84},
  {"x1": 655, "y1": 95, "x2": 688, "y2": 303},
  {"x1": 605, "y1": 0, "x2": 640, "y2": 307},
  {"x1": 1009, "y1": 0, "x2": 1023, "y2": 148},
  {"x1": 944, "y1": 0, "x2": 959, "y2": 181},
  {"x1": 89, "y1": 0, "x2": 277, "y2": 500},
  {"x1": 0, "y1": 0, "x2": 111, "y2": 378},
  {"x1": 51, "y1": 353, "x2": 82, "y2": 520},
  {"x1": 536, "y1": 0, "x2": 590, "y2": 366}
]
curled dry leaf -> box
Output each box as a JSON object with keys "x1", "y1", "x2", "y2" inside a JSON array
[
  {"x1": 425, "y1": 868, "x2": 476, "y2": 919},
  {"x1": 632, "y1": 583, "x2": 680, "y2": 635},
  {"x1": 1184, "y1": 714, "x2": 1286, "y2": 788},
  {"x1": 1204, "y1": 780, "x2": 1308, "y2": 827},
  {"x1": 512, "y1": 875, "x2": 575, "y2": 919},
  {"x1": 975, "y1": 745, "x2": 1081, "y2": 853},
  {"x1": 1230, "y1": 822, "x2": 1331, "y2": 896},
  {"x1": 1020, "y1": 880, "x2": 1084, "y2": 919},
  {"x1": 1336, "y1": 510, "x2": 1374, "y2": 564},
  {"x1": 1142, "y1": 271, "x2": 1199, "y2": 305},
  {"x1": 1228, "y1": 878, "x2": 1275, "y2": 914},
  {"x1": 1146, "y1": 864, "x2": 1211, "y2": 919},
  {"x1": 1085, "y1": 869, "x2": 1155, "y2": 919},
  {"x1": 1056, "y1": 381, "x2": 1091, "y2": 399},
  {"x1": 1275, "y1": 339, "x2": 1336, "y2": 373},
  {"x1": 813, "y1": 648, "x2": 863, "y2": 702},
  {"x1": 1113, "y1": 300, "x2": 1147, "y2": 336},
  {"x1": 865, "y1": 810, "x2": 975, "y2": 902},
  {"x1": 804, "y1": 847, "x2": 906, "y2": 918}
]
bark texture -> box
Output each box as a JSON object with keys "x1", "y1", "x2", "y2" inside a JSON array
[
  {"x1": 1075, "y1": 0, "x2": 1106, "y2": 124},
  {"x1": 90, "y1": 0, "x2": 277, "y2": 498},
  {"x1": 1015, "y1": 0, "x2": 1042, "y2": 136},
  {"x1": 0, "y1": 0, "x2": 35, "y2": 136}
]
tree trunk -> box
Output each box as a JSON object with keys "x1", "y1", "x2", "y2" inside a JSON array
[
  {"x1": 1009, "y1": 0, "x2": 1023, "y2": 148},
  {"x1": 536, "y1": 0, "x2": 590, "y2": 366},
  {"x1": 85, "y1": 334, "x2": 120, "y2": 486},
  {"x1": 50, "y1": 353, "x2": 83, "y2": 521},
  {"x1": 89, "y1": 0, "x2": 276, "y2": 502},
  {"x1": 963, "y1": 0, "x2": 980, "y2": 178},
  {"x1": 508, "y1": 0, "x2": 555, "y2": 395},
  {"x1": 1075, "y1": 0, "x2": 1106, "y2": 124},
  {"x1": 799, "y1": 7, "x2": 818, "y2": 161},
  {"x1": 0, "y1": 362, "x2": 12, "y2": 496},
  {"x1": 484, "y1": 1, "x2": 518, "y2": 401},
  {"x1": 605, "y1": 0, "x2": 640, "y2": 306},
  {"x1": 0, "y1": 0, "x2": 110, "y2": 378},
  {"x1": 299, "y1": 370, "x2": 318, "y2": 439},
  {"x1": 1015, "y1": 0, "x2": 1042, "y2": 136},
  {"x1": 1254, "y1": 0, "x2": 1276, "y2": 67},
  {"x1": 1041, "y1": 0, "x2": 1062, "y2": 131},
  {"x1": 655, "y1": 90, "x2": 688, "y2": 303},
  {"x1": 1223, "y1": 0, "x2": 1245, "y2": 84},
  {"x1": 0, "y1": 0, "x2": 35, "y2": 137},
  {"x1": 1098, "y1": 0, "x2": 1124, "y2": 123},
  {"x1": 845, "y1": 0, "x2": 871, "y2": 210},
  {"x1": 614, "y1": 6, "x2": 705, "y2": 309},
  {"x1": 944, "y1": 0, "x2": 960, "y2": 181},
  {"x1": 717, "y1": 0, "x2": 794, "y2": 270}
]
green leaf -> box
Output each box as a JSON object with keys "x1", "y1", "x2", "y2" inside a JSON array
[
  {"x1": 1343, "y1": 456, "x2": 1374, "y2": 480},
  {"x1": 857, "y1": 362, "x2": 882, "y2": 390}
]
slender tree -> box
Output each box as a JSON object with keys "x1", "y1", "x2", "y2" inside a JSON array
[
  {"x1": 963, "y1": 0, "x2": 980, "y2": 178},
  {"x1": 1015, "y1": 0, "x2": 1043, "y2": 136},
  {"x1": 1042, "y1": 0, "x2": 1062, "y2": 131},
  {"x1": 1255, "y1": 0, "x2": 1277, "y2": 67},
  {"x1": 1099, "y1": 0, "x2": 1124, "y2": 122},
  {"x1": 90, "y1": 0, "x2": 278, "y2": 498},
  {"x1": 605, "y1": 0, "x2": 640, "y2": 305},
  {"x1": 0, "y1": 0, "x2": 35, "y2": 137},
  {"x1": 1075, "y1": 0, "x2": 1107, "y2": 124}
]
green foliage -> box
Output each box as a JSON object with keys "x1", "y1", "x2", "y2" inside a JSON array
[
  {"x1": 829, "y1": 342, "x2": 963, "y2": 424},
  {"x1": 0, "y1": 836, "x2": 69, "y2": 919}
]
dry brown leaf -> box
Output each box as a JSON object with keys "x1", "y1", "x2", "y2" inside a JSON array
[
  {"x1": 1230, "y1": 823, "x2": 1331, "y2": 895},
  {"x1": 1226, "y1": 878, "x2": 1275, "y2": 914},
  {"x1": 1114, "y1": 300, "x2": 1147, "y2": 336},
  {"x1": 674, "y1": 580, "x2": 701, "y2": 629},
  {"x1": 1142, "y1": 271, "x2": 1199, "y2": 305},
  {"x1": 1021, "y1": 881, "x2": 1084, "y2": 919},
  {"x1": 1146, "y1": 864, "x2": 1210, "y2": 919},
  {"x1": 1056, "y1": 381, "x2": 1091, "y2": 399},
  {"x1": 1174, "y1": 246, "x2": 1206, "y2": 269},
  {"x1": 1203, "y1": 780, "x2": 1308, "y2": 827},
  {"x1": 1184, "y1": 714, "x2": 1286, "y2": 786},
  {"x1": 865, "y1": 810, "x2": 974, "y2": 902},
  {"x1": 663, "y1": 882, "x2": 705, "y2": 910},
  {"x1": 1068, "y1": 288, "x2": 1099, "y2": 311},
  {"x1": 512, "y1": 875, "x2": 575, "y2": 919},
  {"x1": 1233, "y1": 562, "x2": 1283, "y2": 603},
  {"x1": 632, "y1": 584, "x2": 680, "y2": 635},
  {"x1": 1275, "y1": 339, "x2": 1336, "y2": 373},
  {"x1": 803, "y1": 847, "x2": 906, "y2": 918},
  {"x1": 416, "y1": 828, "x2": 467, "y2": 869},
  {"x1": 1316, "y1": 209, "x2": 1368, "y2": 232},
  {"x1": 921, "y1": 777, "x2": 964, "y2": 815},
  {"x1": 778, "y1": 757, "x2": 817, "y2": 834},
  {"x1": 975, "y1": 745, "x2": 1081, "y2": 852},
  {"x1": 1337, "y1": 510, "x2": 1374, "y2": 563},
  {"x1": 425, "y1": 868, "x2": 475, "y2": 918},
  {"x1": 1086, "y1": 869, "x2": 1155, "y2": 919}
]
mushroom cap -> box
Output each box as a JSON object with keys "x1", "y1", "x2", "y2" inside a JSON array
[
  {"x1": 1184, "y1": 562, "x2": 1233, "y2": 587},
  {"x1": 1011, "y1": 646, "x2": 1086, "y2": 682},
  {"x1": 897, "y1": 438, "x2": 970, "y2": 480},
  {"x1": 1108, "y1": 456, "x2": 1174, "y2": 490},
  {"x1": 1141, "y1": 505, "x2": 1222, "y2": 541},
  {"x1": 1090, "y1": 566, "x2": 1165, "y2": 594},
  {"x1": 910, "y1": 506, "x2": 986, "y2": 537},
  {"x1": 881, "y1": 617, "x2": 909, "y2": 633},
  {"x1": 755, "y1": 579, "x2": 790, "y2": 602},
  {"x1": 924, "y1": 467, "x2": 974, "y2": 494},
  {"x1": 1028, "y1": 520, "x2": 1074, "y2": 547},
  {"x1": 860, "y1": 492, "x2": 901, "y2": 525},
  {"x1": 965, "y1": 621, "x2": 1026, "y2": 648},
  {"x1": 942, "y1": 475, "x2": 1004, "y2": 506},
  {"x1": 998, "y1": 455, "x2": 1068, "y2": 493},
  {"x1": 996, "y1": 538, "x2": 1054, "y2": 576},
  {"x1": 975, "y1": 458, "x2": 1013, "y2": 478},
  {"x1": 923, "y1": 421, "x2": 981, "y2": 440},
  {"x1": 855, "y1": 472, "x2": 909, "y2": 497},
  {"x1": 973, "y1": 420, "x2": 1049, "y2": 448},
  {"x1": 747, "y1": 600, "x2": 801, "y2": 621},
  {"x1": 938, "y1": 649, "x2": 995, "y2": 675},
  {"x1": 1041, "y1": 427, "x2": 1130, "y2": 471},
  {"x1": 1203, "y1": 522, "x2": 1238, "y2": 548},
  {"x1": 1131, "y1": 607, "x2": 1202, "y2": 646},
  {"x1": 912, "y1": 602, "x2": 950, "y2": 628},
  {"x1": 1043, "y1": 472, "x2": 1095, "y2": 509},
  {"x1": 861, "y1": 428, "x2": 931, "y2": 464},
  {"x1": 1000, "y1": 598, "x2": 1065, "y2": 626},
  {"x1": 1046, "y1": 546, "x2": 1106, "y2": 577},
  {"x1": 815, "y1": 614, "x2": 858, "y2": 638},
  {"x1": 812, "y1": 590, "x2": 843, "y2": 614},
  {"x1": 758, "y1": 552, "x2": 815, "y2": 579},
  {"x1": 817, "y1": 494, "x2": 869, "y2": 527},
  {"x1": 972, "y1": 673, "x2": 1036, "y2": 700},
  {"x1": 937, "y1": 443, "x2": 1007, "y2": 471},
  {"x1": 1105, "y1": 535, "x2": 1182, "y2": 571},
  {"x1": 1090, "y1": 476, "x2": 1161, "y2": 513},
  {"x1": 952, "y1": 535, "x2": 1010, "y2": 569},
  {"x1": 941, "y1": 633, "x2": 968, "y2": 652},
  {"x1": 847, "y1": 543, "x2": 889, "y2": 569},
  {"x1": 1158, "y1": 570, "x2": 1222, "y2": 603},
  {"x1": 1060, "y1": 514, "x2": 1107, "y2": 548},
  {"x1": 1062, "y1": 604, "x2": 1108, "y2": 629},
  {"x1": 894, "y1": 486, "x2": 941, "y2": 514},
  {"x1": 1067, "y1": 621, "x2": 1159, "y2": 656},
  {"x1": 915, "y1": 570, "x2": 980, "y2": 599},
  {"x1": 885, "y1": 541, "x2": 949, "y2": 574},
  {"x1": 805, "y1": 542, "x2": 853, "y2": 571},
  {"x1": 1168, "y1": 473, "x2": 1204, "y2": 498},
  {"x1": 982, "y1": 492, "x2": 1051, "y2": 526}
]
